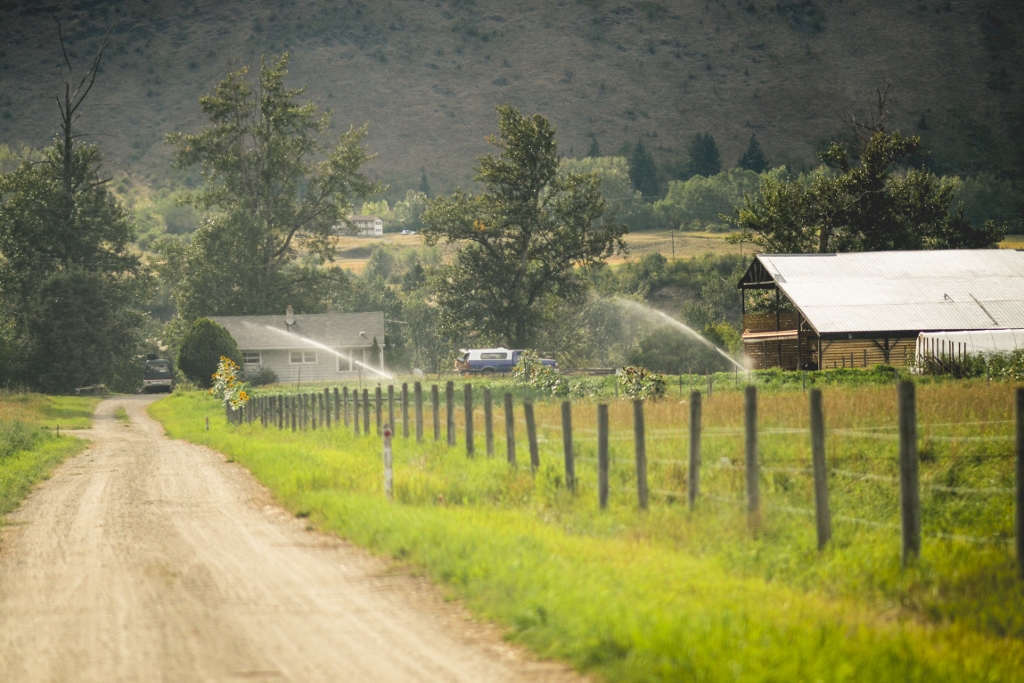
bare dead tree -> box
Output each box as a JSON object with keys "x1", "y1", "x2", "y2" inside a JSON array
[
  {"x1": 834, "y1": 82, "x2": 894, "y2": 144},
  {"x1": 54, "y1": 20, "x2": 113, "y2": 216}
]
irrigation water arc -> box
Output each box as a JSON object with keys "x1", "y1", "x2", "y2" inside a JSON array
[{"x1": 609, "y1": 297, "x2": 747, "y2": 372}]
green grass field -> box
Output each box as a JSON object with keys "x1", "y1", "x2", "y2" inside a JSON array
[
  {"x1": 0, "y1": 393, "x2": 97, "y2": 518},
  {"x1": 151, "y1": 378, "x2": 1024, "y2": 681}
]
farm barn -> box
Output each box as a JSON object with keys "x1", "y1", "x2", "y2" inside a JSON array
[{"x1": 737, "y1": 250, "x2": 1024, "y2": 370}]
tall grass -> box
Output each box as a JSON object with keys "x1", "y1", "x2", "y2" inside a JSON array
[
  {"x1": 0, "y1": 393, "x2": 96, "y2": 517},
  {"x1": 152, "y1": 379, "x2": 1024, "y2": 682}
]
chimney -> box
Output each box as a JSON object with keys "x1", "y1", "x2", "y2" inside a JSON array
[{"x1": 286, "y1": 305, "x2": 295, "y2": 327}]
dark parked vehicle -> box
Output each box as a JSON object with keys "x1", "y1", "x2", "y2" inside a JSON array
[{"x1": 142, "y1": 358, "x2": 175, "y2": 393}]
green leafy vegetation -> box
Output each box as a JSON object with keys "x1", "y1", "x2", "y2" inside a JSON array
[
  {"x1": 422, "y1": 106, "x2": 626, "y2": 348},
  {"x1": 0, "y1": 393, "x2": 94, "y2": 517},
  {"x1": 151, "y1": 379, "x2": 1024, "y2": 681},
  {"x1": 177, "y1": 318, "x2": 242, "y2": 389},
  {"x1": 163, "y1": 53, "x2": 378, "y2": 321}
]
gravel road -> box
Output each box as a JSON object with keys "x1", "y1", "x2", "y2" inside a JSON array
[{"x1": 0, "y1": 395, "x2": 585, "y2": 682}]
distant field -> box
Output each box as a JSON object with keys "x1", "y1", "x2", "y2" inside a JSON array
[
  {"x1": 328, "y1": 230, "x2": 740, "y2": 274},
  {"x1": 1001, "y1": 234, "x2": 1024, "y2": 249}
]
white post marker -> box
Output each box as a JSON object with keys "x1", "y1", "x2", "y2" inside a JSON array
[{"x1": 382, "y1": 424, "x2": 393, "y2": 501}]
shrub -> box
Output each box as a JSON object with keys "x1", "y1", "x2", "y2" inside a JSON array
[
  {"x1": 618, "y1": 365, "x2": 666, "y2": 399},
  {"x1": 177, "y1": 318, "x2": 242, "y2": 389},
  {"x1": 511, "y1": 350, "x2": 570, "y2": 396},
  {"x1": 244, "y1": 365, "x2": 279, "y2": 387}
]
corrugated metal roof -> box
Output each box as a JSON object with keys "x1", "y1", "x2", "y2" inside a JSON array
[
  {"x1": 751, "y1": 250, "x2": 1024, "y2": 334},
  {"x1": 210, "y1": 312, "x2": 386, "y2": 350}
]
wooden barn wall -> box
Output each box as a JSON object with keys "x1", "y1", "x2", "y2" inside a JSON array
[
  {"x1": 744, "y1": 336, "x2": 917, "y2": 370},
  {"x1": 818, "y1": 338, "x2": 916, "y2": 369},
  {"x1": 743, "y1": 313, "x2": 799, "y2": 332},
  {"x1": 743, "y1": 335, "x2": 816, "y2": 370}
]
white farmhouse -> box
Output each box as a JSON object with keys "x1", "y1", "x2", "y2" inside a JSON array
[{"x1": 211, "y1": 306, "x2": 387, "y2": 383}]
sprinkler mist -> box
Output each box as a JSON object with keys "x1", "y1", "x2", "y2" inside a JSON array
[
  {"x1": 610, "y1": 297, "x2": 747, "y2": 372},
  {"x1": 251, "y1": 322, "x2": 395, "y2": 381}
]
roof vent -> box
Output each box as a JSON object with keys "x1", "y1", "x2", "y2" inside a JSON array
[{"x1": 286, "y1": 305, "x2": 295, "y2": 327}]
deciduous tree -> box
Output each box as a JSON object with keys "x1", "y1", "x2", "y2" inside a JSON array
[
  {"x1": 165, "y1": 54, "x2": 378, "y2": 319},
  {"x1": 422, "y1": 106, "x2": 627, "y2": 347},
  {"x1": 732, "y1": 130, "x2": 1007, "y2": 253},
  {"x1": 0, "y1": 26, "x2": 150, "y2": 392}
]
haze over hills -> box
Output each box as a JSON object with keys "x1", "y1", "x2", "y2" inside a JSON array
[{"x1": 0, "y1": 0, "x2": 1021, "y2": 197}]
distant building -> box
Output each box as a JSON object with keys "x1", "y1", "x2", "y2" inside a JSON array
[
  {"x1": 211, "y1": 307, "x2": 386, "y2": 383},
  {"x1": 737, "y1": 249, "x2": 1024, "y2": 370},
  {"x1": 351, "y1": 215, "x2": 384, "y2": 236}
]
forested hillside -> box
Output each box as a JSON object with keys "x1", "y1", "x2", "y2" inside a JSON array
[{"x1": 0, "y1": 0, "x2": 1021, "y2": 196}]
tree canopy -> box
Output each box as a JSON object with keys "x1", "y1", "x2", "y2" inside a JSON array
[
  {"x1": 0, "y1": 30, "x2": 150, "y2": 392},
  {"x1": 165, "y1": 54, "x2": 378, "y2": 320},
  {"x1": 421, "y1": 106, "x2": 627, "y2": 347},
  {"x1": 731, "y1": 130, "x2": 1007, "y2": 253}
]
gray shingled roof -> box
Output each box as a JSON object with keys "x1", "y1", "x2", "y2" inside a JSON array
[
  {"x1": 743, "y1": 250, "x2": 1024, "y2": 335},
  {"x1": 210, "y1": 312, "x2": 386, "y2": 350}
]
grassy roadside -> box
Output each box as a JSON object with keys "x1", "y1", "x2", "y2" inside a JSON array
[
  {"x1": 0, "y1": 393, "x2": 98, "y2": 518},
  {"x1": 152, "y1": 387, "x2": 1024, "y2": 682}
]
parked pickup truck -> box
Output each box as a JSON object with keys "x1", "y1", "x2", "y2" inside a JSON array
[{"x1": 455, "y1": 348, "x2": 556, "y2": 375}]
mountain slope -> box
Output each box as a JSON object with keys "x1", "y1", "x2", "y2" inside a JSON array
[{"x1": 0, "y1": 0, "x2": 1021, "y2": 195}]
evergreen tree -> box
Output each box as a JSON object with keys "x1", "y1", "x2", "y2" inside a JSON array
[
  {"x1": 418, "y1": 171, "x2": 432, "y2": 197},
  {"x1": 685, "y1": 133, "x2": 722, "y2": 178},
  {"x1": 628, "y1": 138, "x2": 659, "y2": 198},
  {"x1": 737, "y1": 134, "x2": 769, "y2": 173},
  {"x1": 586, "y1": 135, "x2": 601, "y2": 158}
]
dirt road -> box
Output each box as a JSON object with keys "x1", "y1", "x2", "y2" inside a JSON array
[{"x1": 0, "y1": 395, "x2": 584, "y2": 682}]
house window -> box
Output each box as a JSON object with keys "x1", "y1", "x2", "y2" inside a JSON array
[
  {"x1": 337, "y1": 352, "x2": 353, "y2": 372},
  {"x1": 289, "y1": 350, "x2": 317, "y2": 364},
  {"x1": 242, "y1": 351, "x2": 261, "y2": 365}
]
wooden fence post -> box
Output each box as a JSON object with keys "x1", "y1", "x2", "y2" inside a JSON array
[
  {"x1": 561, "y1": 401, "x2": 575, "y2": 492},
  {"x1": 375, "y1": 386, "x2": 383, "y2": 436},
  {"x1": 343, "y1": 387, "x2": 349, "y2": 427},
  {"x1": 334, "y1": 387, "x2": 340, "y2": 427},
  {"x1": 363, "y1": 388, "x2": 371, "y2": 435},
  {"x1": 278, "y1": 395, "x2": 284, "y2": 430},
  {"x1": 353, "y1": 388, "x2": 361, "y2": 436},
  {"x1": 290, "y1": 395, "x2": 296, "y2": 432},
  {"x1": 689, "y1": 391, "x2": 701, "y2": 509},
  {"x1": 525, "y1": 398, "x2": 539, "y2": 472},
  {"x1": 387, "y1": 384, "x2": 395, "y2": 438},
  {"x1": 598, "y1": 404, "x2": 609, "y2": 510},
  {"x1": 446, "y1": 381, "x2": 456, "y2": 447},
  {"x1": 431, "y1": 384, "x2": 440, "y2": 441},
  {"x1": 745, "y1": 385, "x2": 760, "y2": 521},
  {"x1": 383, "y1": 423, "x2": 393, "y2": 501},
  {"x1": 634, "y1": 399, "x2": 648, "y2": 510},
  {"x1": 483, "y1": 387, "x2": 494, "y2": 457},
  {"x1": 324, "y1": 388, "x2": 331, "y2": 428},
  {"x1": 809, "y1": 388, "x2": 831, "y2": 550},
  {"x1": 401, "y1": 383, "x2": 409, "y2": 439},
  {"x1": 1016, "y1": 387, "x2": 1023, "y2": 579},
  {"x1": 898, "y1": 380, "x2": 921, "y2": 566},
  {"x1": 311, "y1": 393, "x2": 318, "y2": 430},
  {"x1": 414, "y1": 381, "x2": 423, "y2": 443},
  {"x1": 504, "y1": 393, "x2": 516, "y2": 466},
  {"x1": 464, "y1": 383, "x2": 474, "y2": 457}
]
